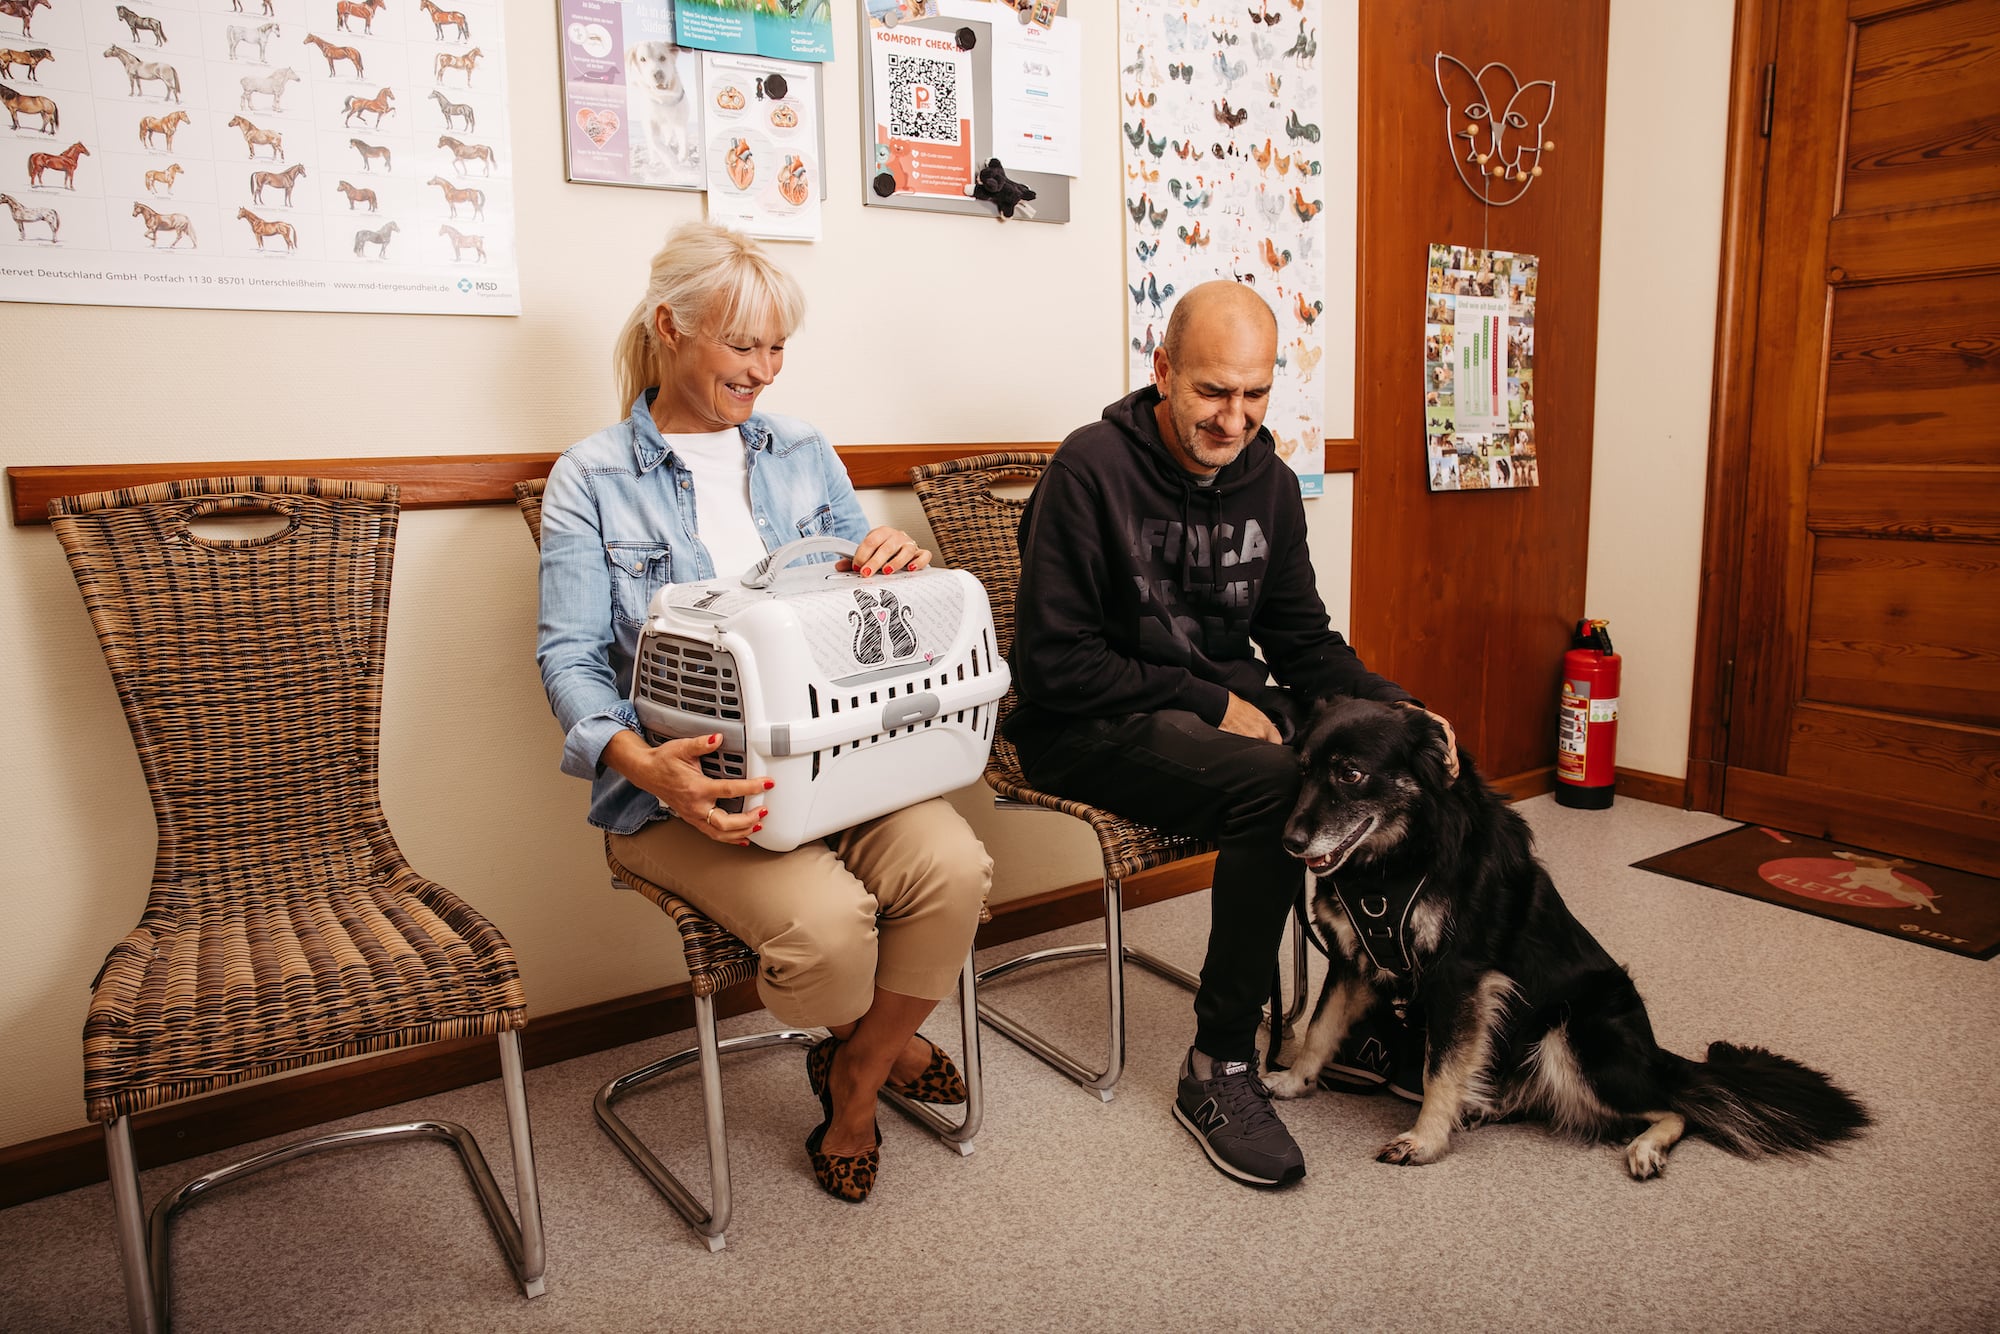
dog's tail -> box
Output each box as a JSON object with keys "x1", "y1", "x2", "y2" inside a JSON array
[{"x1": 1669, "y1": 1041, "x2": 1869, "y2": 1156}]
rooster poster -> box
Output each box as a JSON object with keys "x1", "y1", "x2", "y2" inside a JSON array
[{"x1": 1119, "y1": 0, "x2": 1327, "y2": 496}]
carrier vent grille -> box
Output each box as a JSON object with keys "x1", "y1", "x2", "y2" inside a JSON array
[{"x1": 638, "y1": 634, "x2": 746, "y2": 782}]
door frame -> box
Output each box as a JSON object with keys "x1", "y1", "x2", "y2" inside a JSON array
[{"x1": 1686, "y1": 0, "x2": 1782, "y2": 814}]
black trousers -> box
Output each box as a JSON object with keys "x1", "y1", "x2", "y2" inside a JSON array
[{"x1": 1019, "y1": 709, "x2": 1303, "y2": 1063}]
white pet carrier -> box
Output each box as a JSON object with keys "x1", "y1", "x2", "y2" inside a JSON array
[{"x1": 630, "y1": 536, "x2": 1010, "y2": 852}]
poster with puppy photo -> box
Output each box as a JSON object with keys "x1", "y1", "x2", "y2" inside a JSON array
[
  {"x1": 1424, "y1": 243, "x2": 1539, "y2": 491},
  {"x1": 561, "y1": 0, "x2": 705, "y2": 190}
]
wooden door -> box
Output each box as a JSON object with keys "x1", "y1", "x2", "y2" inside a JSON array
[
  {"x1": 1725, "y1": 0, "x2": 2000, "y2": 874},
  {"x1": 1353, "y1": 0, "x2": 1609, "y2": 789}
]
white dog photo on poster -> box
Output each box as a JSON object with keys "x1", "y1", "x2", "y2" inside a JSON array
[{"x1": 626, "y1": 38, "x2": 702, "y2": 185}]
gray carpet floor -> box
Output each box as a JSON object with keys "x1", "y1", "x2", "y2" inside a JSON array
[{"x1": 4, "y1": 796, "x2": 1997, "y2": 1333}]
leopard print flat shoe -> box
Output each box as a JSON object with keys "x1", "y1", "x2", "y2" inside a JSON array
[
  {"x1": 885, "y1": 1037, "x2": 969, "y2": 1106},
  {"x1": 805, "y1": 1117, "x2": 880, "y2": 1204},
  {"x1": 806, "y1": 1034, "x2": 841, "y2": 1117}
]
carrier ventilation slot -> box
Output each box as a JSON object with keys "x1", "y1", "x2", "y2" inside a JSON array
[
  {"x1": 809, "y1": 685, "x2": 820, "y2": 718},
  {"x1": 638, "y1": 634, "x2": 745, "y2": 781},
  {"x1": 638, "y1": 636, "x2": 744, "y2": 721}
]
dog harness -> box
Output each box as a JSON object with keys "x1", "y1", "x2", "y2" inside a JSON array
[{"x1": 1327, "y1": 866, "x2": 1429, "y2": 980}]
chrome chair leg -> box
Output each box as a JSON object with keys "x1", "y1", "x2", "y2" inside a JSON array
[
  {"x1": 1283, "y1": 907, "x2": 1309, "y2": 1029},
  {"x1": 880, "y1": 944, "x2": 984, "y2": 1154},
  {"x1": 978, "y1": 876, "x2": 1204, "y2": 1100},
  {"x1": 497, "y1": 1030, "x2": 548, "y2": 1297},
  {"x1": 977, "y1": 870, "x2": 1312, "y2": 1097},
  {"x1": 595, "y1": 997, "x2": 815, "y2": 1252},
  {"x1": 109, "y1": 1036, "x2": 550, "y2": 1331},
  {"x1": 105, "y1": 1117, "x2": 159, "y2": 1334}
]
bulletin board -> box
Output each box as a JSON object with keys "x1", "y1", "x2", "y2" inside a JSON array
[{"x1": 858, "y1": 2, "x2": 1072, "y2": 223}]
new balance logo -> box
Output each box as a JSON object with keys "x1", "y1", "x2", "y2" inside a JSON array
[{"x1": 1193, "y1": 1098, "x2": 1229, "y2": 1133}]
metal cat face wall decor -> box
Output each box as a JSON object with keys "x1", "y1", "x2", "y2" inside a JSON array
[{"x1": 1434, "y1": 54, "x2": 1555, "y2": 206}]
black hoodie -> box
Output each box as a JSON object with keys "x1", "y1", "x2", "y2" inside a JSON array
[{"x1": 1006, "y1": 385, "x2": 1412, "y2": 760}]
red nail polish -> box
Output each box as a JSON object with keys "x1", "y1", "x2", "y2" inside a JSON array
[
  {"x1": 757, "y1": 808, "x2": 768, "y2": 819},
  {"x1": 860, "y1": 567, "x2": 873, "y2": 577},
  {"x1": 753, "y1": 824, "x2": 763, "y2": 832},
  {"x1": 763, "y1": 779, "x2": 775, "y2": 790},
  {"x1": 708, "y1": 734, "x2": 719, "y2": 744}
]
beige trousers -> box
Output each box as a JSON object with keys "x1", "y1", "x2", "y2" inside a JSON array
[{"x1": 609, "y1": 797, "x2": 991, "y2": 1029}]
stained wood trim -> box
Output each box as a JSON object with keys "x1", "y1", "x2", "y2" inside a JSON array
[
  {"x1": 1489, "y1": 765, "x2": 1686, "y2": 808},
  {"x1": 1490, "y1": 766, "x2": 1556, "y2": 801},
  {"x1": 1615, "y1": 767, "x2": 1689, "y2": 809},
  {"x1": 0, "y1": 852, "x2": 1217, "y2": 1209},
  {"x1": 6, "y1": 442, "x2": 1362, "y2": 527},
  {"x1": 1687, "y1": 0, "x2": 1782, "y2": 813}
]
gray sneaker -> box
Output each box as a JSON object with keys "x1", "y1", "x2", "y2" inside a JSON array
[
  {"x1": 1317, "y1": 1004, "x2": 1424, "y2": 1102},
  {"x1": 1173, "y1": 1049, "x2": 1306, "y2": 1187}
]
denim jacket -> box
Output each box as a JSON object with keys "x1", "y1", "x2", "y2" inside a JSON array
[{"x1": 536, "y1": 390, "x2": 870, "y2": 833}]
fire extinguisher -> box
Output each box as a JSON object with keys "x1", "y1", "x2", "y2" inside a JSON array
[{"x1": 1556, "y1": 618, "x2": 1620, "y2": 809}]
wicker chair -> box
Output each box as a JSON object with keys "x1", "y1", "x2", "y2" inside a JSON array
[
  {"x1": 512, "y1": 478, "x2": 981, "y2": 1251},
  {"x1": 908, "y1": 453, "x2": 1305, "y2": 1099},
  {"x1": 48, "y1": 477, "x2": 545, "y2": 1334}
]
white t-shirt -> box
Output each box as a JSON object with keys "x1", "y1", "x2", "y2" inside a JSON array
[{"x1": 666, "y1": 429, "x2": 766, "y2": 578}]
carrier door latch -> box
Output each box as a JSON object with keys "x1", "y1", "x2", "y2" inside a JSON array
[{"x1": 881, "y1": 693, "x2": 941, "y2": 730}]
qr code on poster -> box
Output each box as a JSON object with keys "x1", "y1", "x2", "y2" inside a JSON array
[{"x1": 886, "y1": 53, "x2": 961, "y2": 143}]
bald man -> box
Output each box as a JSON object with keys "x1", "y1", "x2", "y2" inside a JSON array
[{"x1": 1007, "y1": 282, "x2": 1426, "y2": 1188}]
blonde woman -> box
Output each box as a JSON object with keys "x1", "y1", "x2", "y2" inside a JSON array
[{"x1": 536, "y1": 220, "x2": 991, "y2": 1203}]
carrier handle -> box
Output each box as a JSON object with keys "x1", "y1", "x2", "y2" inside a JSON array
[{"x1": 740, "y1": 535, "x2": 859, "y2": 589}]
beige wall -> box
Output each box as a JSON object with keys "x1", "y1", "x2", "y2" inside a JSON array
[
  {"x1": 1586, "y1": 0, "x2": 1737, "y2": 778},
  {"x1": 0, "y1": 0, "x2": 1734, "y2": 1151},
  {"x1": 0, "y1": 1, "x2": 1363, "y2": 1149}
]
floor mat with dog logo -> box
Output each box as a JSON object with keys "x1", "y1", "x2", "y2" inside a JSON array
[{"x1": 1633, "y1": 825, "x2": 2000, "y2": 960}]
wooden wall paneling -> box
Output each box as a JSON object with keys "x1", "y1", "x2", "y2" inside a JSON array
[
  {"x1": 1687, "y1": 0, "x2": 1782, "y2": 813},
  {"x1": 1354, "y1": 0, "x2": 1610, "y2": 783},
  {"x1": 8, "y1": 442, "x2": 1364, "y2": 525}
]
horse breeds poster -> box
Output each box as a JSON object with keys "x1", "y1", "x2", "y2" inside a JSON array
[{"x1": 0, "y1": 0, "x2": 520, "y2": 314}]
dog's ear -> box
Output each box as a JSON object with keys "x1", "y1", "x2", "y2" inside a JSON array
[{"x1": 1399, "y1": 705, "x2": 1455, "y2": 793}]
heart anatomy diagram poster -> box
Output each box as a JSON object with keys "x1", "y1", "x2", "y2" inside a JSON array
[{"x1": 0, "y1": 0, "x2": 521, "y2": 315}]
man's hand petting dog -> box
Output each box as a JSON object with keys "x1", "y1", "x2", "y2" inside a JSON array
[
  {"x1": 1219, "y1": 691, "x2": 1282, "y2": 743},
  {"x1": 1271, "y1": 697, "x2": 1868, "y2": 1179}
]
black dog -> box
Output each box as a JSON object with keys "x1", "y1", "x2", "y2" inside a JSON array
[{"x1": 1272, "y1": 698, "x2": 1869, "y2": 1178}]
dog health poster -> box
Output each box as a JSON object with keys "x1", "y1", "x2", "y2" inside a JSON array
[
  {"x1": 562, "y1": 0, "x2": 705, "y2": 190},
  {"x1": 0, "y1": 0, "x2": 521, "y2": 315},
  {"x1": 1423, "y1": 243, "x2": 1538, "y2": 491}
]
